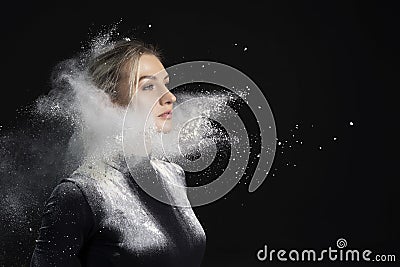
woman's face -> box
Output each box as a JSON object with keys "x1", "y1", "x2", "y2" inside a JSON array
[{"x1": 132, "y1": 54, "x2": 176, "y2": 133}]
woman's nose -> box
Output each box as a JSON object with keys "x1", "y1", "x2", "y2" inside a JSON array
[{"x1": 160, "y1": 90, "x2": 176, "y2": 105}]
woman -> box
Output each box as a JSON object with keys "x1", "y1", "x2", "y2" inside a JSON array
[{"x1": 30, "y1": 39, "x2": 207, "y2": 266}]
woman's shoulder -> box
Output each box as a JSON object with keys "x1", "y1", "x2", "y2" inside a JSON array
[
  {"x1": 49, "y1": 175, "x2": 104, "y2": 226},
  {"x1": 37, "y1": 178, "x2": 98, "y2": 250},
  {"x1": 47, "y1": 176, "x2": 97, "y2": 215},
  {"x1": 49, "y1": 175, "x2": 90, "y2": 200},
  {"x1": 43, "y1": 179, "x2": 92, "y2": 219}
]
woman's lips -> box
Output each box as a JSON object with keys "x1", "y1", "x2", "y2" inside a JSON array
[{"x1": 158, "y1": 110, "x2": 172, "y2": 119}]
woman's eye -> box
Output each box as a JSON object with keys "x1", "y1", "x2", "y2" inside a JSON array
[{"x1": 142, "y1": 84, "x2": 154, "y2": 90}]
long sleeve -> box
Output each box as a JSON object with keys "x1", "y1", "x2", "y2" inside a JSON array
[{"x1": 30, "y1": 181, "x2": 95, "y2": 267}]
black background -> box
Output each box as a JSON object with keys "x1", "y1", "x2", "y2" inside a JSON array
[{"x1": 1, "y1": 1, "x2": 398, "y2": 266}]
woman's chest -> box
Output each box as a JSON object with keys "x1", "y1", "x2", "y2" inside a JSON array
[{"x1": 92, "y1": 173, "x2": 206, "y2": 255}]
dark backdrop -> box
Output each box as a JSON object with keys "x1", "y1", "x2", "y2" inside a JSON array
[{"x1": 1, "y1": 1, "x2": 398, "y2": 266}]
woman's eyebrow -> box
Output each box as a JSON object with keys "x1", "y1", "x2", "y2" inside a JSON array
[
  {"x1": 138, "y1": 75, "x2": 156, "y2": 82},
  {"x1": 138, "y1": 74, "x2": 169, "y2": 82}
]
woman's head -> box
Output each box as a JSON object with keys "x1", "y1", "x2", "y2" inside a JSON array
[{"x1": 87, "y1": 40, "x2": 176, "y2": 133}]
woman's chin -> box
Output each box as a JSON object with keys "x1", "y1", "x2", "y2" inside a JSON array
[{"x1": 155, "y1": 120, "x2": 173, "y2": 133}]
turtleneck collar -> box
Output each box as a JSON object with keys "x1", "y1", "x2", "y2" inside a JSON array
[{"x1": 103, "y1": 152, "x2": 172, "y2": 176}]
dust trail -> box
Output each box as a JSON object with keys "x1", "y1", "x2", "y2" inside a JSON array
[{"x1": 0, "y1": 115, "x2": 75, "y2": 265}]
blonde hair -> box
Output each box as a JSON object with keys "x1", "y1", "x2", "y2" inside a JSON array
[{"x1": 87, "y1": 40, "x2": 161, "y2": 106}]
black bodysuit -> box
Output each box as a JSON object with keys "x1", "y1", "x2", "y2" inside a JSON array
[{"x1": 30, "y1": 156, "x2": 206, "y2": 266}]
